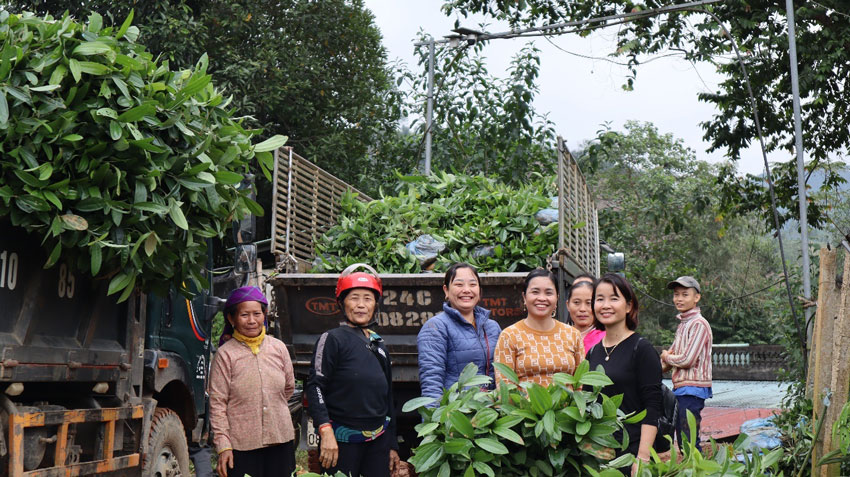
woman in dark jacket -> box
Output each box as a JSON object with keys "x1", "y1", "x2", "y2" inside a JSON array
[
  {"x1": 586, "y1": 273, "x2": 662, "y2": 475},
  {"x1": 417, "y1": 263, "x2": 501, "y2": 400},
  {"x1": 306, "y1": 264, "x2": 400, "y2": 477}
]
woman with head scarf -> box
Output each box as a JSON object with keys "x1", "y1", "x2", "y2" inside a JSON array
[
  {"x1": 306, "y1": 264, "x2": 400, "y2": 477},
  {"x1": 209, "y1": 286, "x2": 296, "y2": 477},
  {"x1": 567, "y1": 277, "x2": 606, "y2": 351},
  {"x1": 417, "y1": 262, "x2": 501, "y2": 400}
]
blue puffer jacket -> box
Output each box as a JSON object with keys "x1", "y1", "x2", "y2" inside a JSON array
[{"x1": 417, "y1": 303, "x2": 502, "y2": 400}]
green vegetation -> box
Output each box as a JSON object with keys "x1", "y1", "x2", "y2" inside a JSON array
[
  {"x1": 313, "y1": 172, "x2": 558, "y2": 273},
  {"x1": 404, "y1": 362, "x2": 785, "y2": 476},
  {"x1": 0, "y1": 10, "x2": 283, "y2": 299}
]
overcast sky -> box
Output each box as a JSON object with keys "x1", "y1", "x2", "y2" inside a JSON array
[{"x1": 363, "y1": 0, "x2": 770, "y2": 176}]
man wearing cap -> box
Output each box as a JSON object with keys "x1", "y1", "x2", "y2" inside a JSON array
[{"x1": 660, "y1": 276, "x2": 713, "y2": 451}]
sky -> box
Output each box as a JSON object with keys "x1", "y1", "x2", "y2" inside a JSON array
[{"x1": 362, "y1": 0, "x2": 769, "y2": 176}]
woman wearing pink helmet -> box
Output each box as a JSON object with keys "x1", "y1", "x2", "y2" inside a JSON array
[
  {"x1": 209, "y1": 286, "x2": 296, "y2": 477},
  {"x1": 306, "y1": 264, "x2": 400, "y2": 477}
]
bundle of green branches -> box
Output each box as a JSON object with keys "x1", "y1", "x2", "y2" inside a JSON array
[
  {"x1": 313, "y1": 171, "x2": 557, "y2": 273},
  {"x1": 0, "y1": 11, "x2": 285, "y2": 300}
]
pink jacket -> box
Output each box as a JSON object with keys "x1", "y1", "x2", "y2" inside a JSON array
[
  {"x1": 209, "y1": 336, "x2": 296, "y2": 453},
  {"x1": 665, "y1": 308, "x2": 713, "y2": 389}
]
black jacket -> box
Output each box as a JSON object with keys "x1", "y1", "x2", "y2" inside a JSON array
[{"x1": 306, "y1": 325, "x2": 398, "y2": 449}]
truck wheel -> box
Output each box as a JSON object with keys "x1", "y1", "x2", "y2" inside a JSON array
[{"x1": 143, "y1": 408, "x2": 190, "y2": 477}]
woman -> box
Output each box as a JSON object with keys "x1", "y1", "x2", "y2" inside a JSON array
[
  {"x1": 494, "y1": 268, "x2": 584, "y2": 387},
  {"x1": 209, "y1": 286, "x2": 296, "y2": 477},
  {"x1": 586, "y1": 273, "x2": 662, "y2": 475},
  {"x1": 567, "y1": 279, "x2": 606, "y2": 351},
  {"x1": 418, "y1": 263, "x2": 501, "y2": 400},
  {"x1": 306, "y1": 264, "x2": 400, "y2": 477}
]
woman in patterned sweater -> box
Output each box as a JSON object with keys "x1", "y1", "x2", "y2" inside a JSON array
[{"x1": 494, "y1": 268, "x2": 584, "y2": 387}]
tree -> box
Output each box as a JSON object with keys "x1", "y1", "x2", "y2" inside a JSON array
[
  {"x1": 390, "y1": 39, "x2": 558, "y2": 185},
  {"x1": 3, "y1": 0, "x2": 405, "y2": 189},
  {"x1": 442, "y1": 0, "x2": 849, "y2": 229},
  {"x1": 579, "y1": 121, "x2": 787, "y2": 345},
  {"x1": 0, "y1": 10, "x2": 282, "y2": 299}
]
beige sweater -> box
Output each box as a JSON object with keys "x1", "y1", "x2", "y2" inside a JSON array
[{"x1": 209, "y1": 335, "x2": 296, "y2": 453}]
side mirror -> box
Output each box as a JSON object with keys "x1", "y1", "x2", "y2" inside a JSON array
[{"x1": 607, "y1": 252, "x2": 625, "y2": 272}]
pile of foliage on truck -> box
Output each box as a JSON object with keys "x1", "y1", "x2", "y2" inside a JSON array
[{"x1": 312, "y1": 171, "x2": 561, "y2": 273}]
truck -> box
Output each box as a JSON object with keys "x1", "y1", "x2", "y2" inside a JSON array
[
  {"x1": 0, "y1": 213, "x2": 301, "y2": 477},
  {"x1": 265, "y1": 139, "x2": 608, "y2": 460}
]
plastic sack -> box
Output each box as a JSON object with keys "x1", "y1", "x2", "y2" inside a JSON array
[
  {"x1": 549, "y1": 196, "x2": 558, "y2": 209},
  {"x1": 472, "y1": 245, "x2": 496, "y2": 258},
  {"x1": 739, "y1": 416, "x2": 782, "y2": 450},
  {"x1": 406, "y1": 234, "x2": 446, "y2": 266},
  {"x1": 535, "y1": 208, "x2": 559, "y2": 226}
]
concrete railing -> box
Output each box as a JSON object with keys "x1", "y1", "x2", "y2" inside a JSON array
[{"x1": 658, "y1": 344, "x2": 787, "y2": 381}]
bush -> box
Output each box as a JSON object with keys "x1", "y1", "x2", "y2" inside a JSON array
[
  {"x1": 403, "y1": 361, "x2": 644, "y2": 477},
  {"x1": 0, "y1": 10, "x2": 285, "y2": 299},
  {"x1": 313, "y1": 171, "x2": 559, "y2": 273}
]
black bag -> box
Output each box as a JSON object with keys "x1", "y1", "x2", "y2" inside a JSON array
[{"x1": 631, "y1": 338, "x2": 677, "y2": 453}]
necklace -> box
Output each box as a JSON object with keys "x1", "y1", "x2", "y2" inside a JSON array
[{"x1": 602, "y1": 341, "x2": 620, "y2": 361}]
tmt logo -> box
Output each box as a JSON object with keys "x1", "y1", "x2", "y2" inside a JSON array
[{"x1": 306, "y1": 297, "x2": 339, "y2": 316}]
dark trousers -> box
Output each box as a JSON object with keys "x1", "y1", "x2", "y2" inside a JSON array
[
  {"x1": 231, "y1": 441, "x2": 295, "y2": 477},
  {"x1": 675, "y1": 395, "x2": 705, "y2": 450},
  {"x1": 189, "y1": 443, "x2": 214, "y2": 477},
  {"x1": 322, "y1": 431, "x2": 391, "y2": 477}
]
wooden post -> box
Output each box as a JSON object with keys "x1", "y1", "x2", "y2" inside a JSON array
[
  {"x1": 811, "y1": 247, "x2": 839, "y2": 475},
  {"x1": 819, "y1": 250, "x2": 850, "y2": 477}
]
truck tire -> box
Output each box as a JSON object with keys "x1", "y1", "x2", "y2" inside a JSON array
[{"x1": 142, "y1": 408, "x2": 190, "y2": 477}]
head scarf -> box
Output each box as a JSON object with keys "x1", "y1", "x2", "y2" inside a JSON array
[{"x1": 219, "y1": 286, "x2": 269, "y2": 347}]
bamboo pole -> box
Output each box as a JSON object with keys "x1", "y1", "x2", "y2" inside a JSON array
[{"x1": 811, "y1": 247, "x2": 838, "y2": 475}]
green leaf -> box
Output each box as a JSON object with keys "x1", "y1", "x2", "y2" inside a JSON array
[
  {"x1": 116, "y1": 10, "x2": 134, "y2": 39},
  {"x1": 87, "y1": 12, "x2": 103, "y2": 33},
  {"x1": 579, "y1": 371, "x2": 614, "y2": 388},
  {"x1": 408, "y1": 442, "x2": 444, "y2": 473},
  {"x1": 77, "y1": 61, "x2": 110, "y2": 75},
  {"x1": 90, "y1": 244, "x2": 102, "y2": 275},
  {"x1": 457, "y1": 362, "x2": 479, "y2": 387},
  {"x1": 449, "y1": 411, "x2": 475, "y2": 439},
  {"x1": 44, "y1": 242, "x2": 62, "y2": 268},
  {"x1": 169, "y1": 202, "x2": 189, "y2": 230},
  {"x1": 69, "y1": 59, "x2": 82, "y2": 82},
  {"x1": 107, "y1": 272, "x2": 132, "y2": 296},
  {"x1": 472, "y1": 461, "x2": 495, "y2": 477},
  {"x1": 493, "y1": 427, "x2": 524, "y2": 445},
  {"x1": 117, "y1": 103, "x2": 156, "y2": 122},
  {"x1": 243, "y1": 197, "x2": 264, "y2": 217},
  {"x1": 133, "y1": 202, "x2": 169, "y2": 214},
  {"x1": 414, "y1": 422, "x2": 439, "y2": 437},
  {"x1": 144, "y1": 233, "x2": 157, "y2": 256},
  {"x1": 60, "y1": 214, "x2": 88, "y2": 230},
  {"x1": 253, "y1": 134, "x2": 288, "y2": 152},
  {"x1": 494, "y1": 362, "x2": 519, "y2": 384},
  {"x1": 109, "y1": 121, "x2": 123, "y2": 140},
  {"x1": 62, "y1": 134, "x2": 83, "y2": 142},
  {"x1": 474, "y1": 437, "x2": 508, "y2": 454},
  {"x1": 403, "y1": 396, "x2": 436, "y2": 413},
  {"x1": 213, "y1": 170, "x2": 244, "y2": 185},
  {"x1": 527, "y1": 384, "x2": 552, "y2": 415},
  {"x1": 0, "y1": 88, "x2": 8, "y2": 124},
  {"x1": 30, "y1": 84, "x2": 62, "y2": 92}
]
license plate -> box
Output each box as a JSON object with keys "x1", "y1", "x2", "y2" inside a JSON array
[{"x1": 299, "y1": 414, "x2": 319, "y2": 449}]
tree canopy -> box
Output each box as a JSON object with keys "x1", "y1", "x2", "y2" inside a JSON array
[
  {"x1": 442, "y1": 0, "x2": 849, "y2": 230},
  {"x1": 4, "y1": 0, "x2": 405, "y2": 188}
]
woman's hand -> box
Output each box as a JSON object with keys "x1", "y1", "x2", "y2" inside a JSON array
[
  {"x1": 630, "y1": 455, "x2": 649, "y2": 476},
  {"x1": 216, "y1": 450, "x2": 234, "y2": 477},
  {"x1": 319, "y1": 426, "x2": 339, "y2": 470},
  {"x1": 389, "y1": 449, "x2": 400, "y2": 476}
]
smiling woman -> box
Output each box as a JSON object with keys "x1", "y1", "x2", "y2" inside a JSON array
[
  {"x1": 417, "y1": 263, "x2": 502, "y2": 401},
  {"x1": 493, "y1": 268, "x2": 584, "y2": 387}
]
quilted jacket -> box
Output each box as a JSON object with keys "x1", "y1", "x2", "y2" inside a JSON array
[{"x1": 417, "y1": 302, "x2": 501, "y2": 400}]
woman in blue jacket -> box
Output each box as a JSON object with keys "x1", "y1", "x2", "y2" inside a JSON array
[{"x1": 417, "y1": 263, "x2": 501, "y2": 401}]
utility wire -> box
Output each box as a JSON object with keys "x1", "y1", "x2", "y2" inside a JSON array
[{"x1": 691, "y1": 7, "x2": 808, "y2": 363}]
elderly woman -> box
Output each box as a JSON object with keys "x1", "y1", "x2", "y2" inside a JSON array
[
  {"x1": 209, "y1": 286, "x2": 296, "y2": 477},
  {"x1": 418, "y1": 262, "x2": 501, "y2": 400},
  {"x1": 494, "y1": 268, "x2": 584, "y2": 386},
  {"x1": 306, "y1": 264, "x2": 400, "y2": 477}
]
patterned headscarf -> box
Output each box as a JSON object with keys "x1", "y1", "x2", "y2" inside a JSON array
[{"x1": 219, "y1": 286, "x2": 269, "y2": 347}]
